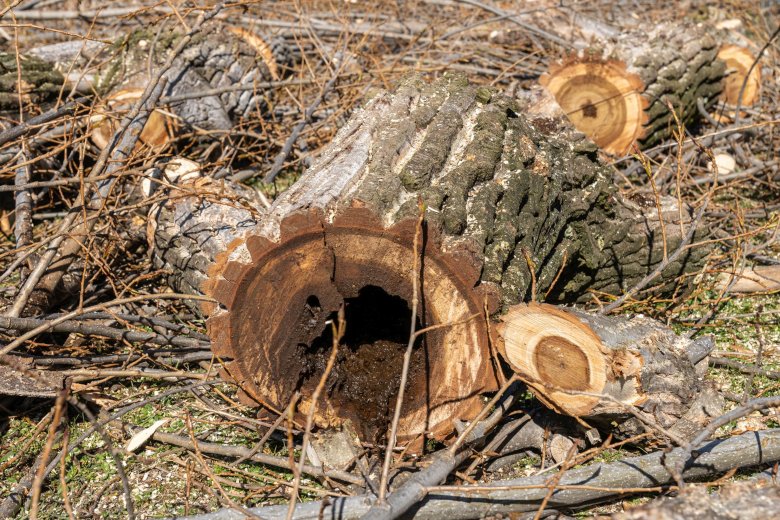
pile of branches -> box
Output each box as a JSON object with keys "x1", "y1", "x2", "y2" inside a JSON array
[{"x1": 0, "y1": 1, "x2": 778, "y2": 519}]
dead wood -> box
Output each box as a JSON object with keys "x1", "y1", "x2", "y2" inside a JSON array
[
  {"x1": 611, "y1": 480, "x2": 780, "y2": 519},
  {"x1": 174, "y1": 428, "x2": 780, "y2": 520},
  {"x1": 149, "y1": 74, "x2": 713, "y2": 446},
  {"x1": 540, "y1": 22, "x2": 727, "y2": 154},
  {"x1": 498, "y1": 303, "x2": 722, "y2": 439}
]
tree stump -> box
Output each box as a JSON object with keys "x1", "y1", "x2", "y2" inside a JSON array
[
  {"x1": 150, "y1": 74, "x2": 713, "y2": 445},
  {"x1": 540, "y1": 23, "x2": 726, "y2": 154}
]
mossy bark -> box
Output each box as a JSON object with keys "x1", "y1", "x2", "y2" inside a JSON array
[
  {"x1": 153, "y1": 73, "x2": 711, "y2": 313},
  {"x1": 0, "y1": 53, "x2": 65, "y2": 122},
  {"x1": 148, "y1": 75, "x2": 713, "y2": 443}
]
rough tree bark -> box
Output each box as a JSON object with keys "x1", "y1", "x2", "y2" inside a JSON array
[
  {"x1": 150, "y1": 74, "x2": 713, "y2": 444},
  {"x1": 540, "y1": 22, "x2": 726, "y2": 154},
  {"x1": 0, "y1": 53, "x2": 65, "y2": 124},
  {"x1": 4, "y1": 24, "x2": 287, "y2": 317},
  {"x1": 93, "y1": 23, "x2": 289, "y2": 132},
  {"x1": 612, "y1": 480, "x2": 780, "y2": 520}
]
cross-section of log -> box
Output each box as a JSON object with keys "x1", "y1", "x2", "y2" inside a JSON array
[
  {"x1": 717, "y1": 44, "x2": 761, "y2": 106},
  {"x1": 498, "y1": 303, "x2": 721, "y2": 439},
  {"x1": 90, "y1": 88, "x2": 176, "y2": 150},
  {"x1": 540, "y1": 23, "x2": 725, "y2": 154},
  {"x1": 150, "y1": 74, "x2": 712, "y2": 445}
]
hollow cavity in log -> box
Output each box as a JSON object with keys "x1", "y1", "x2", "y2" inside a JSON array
[{"x1": 151, "y1": 74, "x2": 712, "y2": 445}]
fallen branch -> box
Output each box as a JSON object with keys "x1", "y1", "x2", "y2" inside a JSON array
[
  {"x1": 137, "y1": 428, "x2": 363, "y2": 486},
  {"x1": 175, "y1": 429, "x2": 780, "y2": 520}
]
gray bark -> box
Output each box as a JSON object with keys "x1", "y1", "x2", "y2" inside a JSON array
[
  {"x1": 171, "y1": 428, "x2": 780, "y2": 520},
  {"x1": 152, "y1": 73, "x2": 711, "y2": 312}
]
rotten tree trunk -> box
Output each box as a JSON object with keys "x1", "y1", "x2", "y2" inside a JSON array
[
  {"x1": 150, "y1": 74, "x2": 712, "y2": 445},
  {"x1": 540, "y1": 22, "x2": 726, "y2": 154}
]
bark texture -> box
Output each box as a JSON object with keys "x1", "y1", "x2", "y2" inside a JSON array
[
  {"x1": 98, "y1": 23, "x2": 290, "y2": 131},
  {"x1": 150, "y1": 74, "x2": 712, "y2": 443},
  {"x1": 612, "y1": 481, "x2": 780, "y2": 520},
  {"x1": 542, "y1": 22, "x2": 726, "y2": 153},
  {"x1": 0, "y1": 53, "x2": 65, "y2": 122},
  {"x1": 499, "y1": 303, "x2": 722, "y2": 439},
  {"x1": 180, "y1": 429, "x2": 780, "y2": 520}
]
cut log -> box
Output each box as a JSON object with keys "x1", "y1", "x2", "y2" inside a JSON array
[
  {"x1": 717, "y1": 44, "x2": 761, "y2": 107},
  {"x1": 540, "y1": 23, "x2": 726, "y2": 154},
  {"x1": 150, "y1": 74, "x2": 712, "y2": 445},
  {"x1": 5, "y1": 24, "x2": 287, "y2": 317},
  {"x1": 497, "y1": 303, "x2": 722, "y2": 439},
  {"x1": 95, "y1": 23, "x2": 289, "y2": 132}
]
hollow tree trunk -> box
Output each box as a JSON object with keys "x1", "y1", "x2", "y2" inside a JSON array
[
  {"x1": 540, "y1": 22, "x2": 726, "y2": 155},
  {"x1": 150, "y1": 74, "x2": 713, "y2": 445}
]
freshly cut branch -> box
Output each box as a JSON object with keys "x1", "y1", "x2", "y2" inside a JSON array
[{"x1": 498, "y1": 303, "x2": 721, "y2": 439}]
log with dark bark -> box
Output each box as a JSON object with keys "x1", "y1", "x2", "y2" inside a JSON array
[
  {"x1": 540, "y1": 22, "x2": 726, "y2": 154},
  {"x1": 150, "y1": 74, "x2": 713, "y2": 445}
]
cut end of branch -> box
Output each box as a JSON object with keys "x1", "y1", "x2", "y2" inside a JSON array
[
  {"x1": 496, "y1": 303, "x2": 608, "y2": 416},
  {"x1": 717, "y1": 44, "x2": 761, "y2": 106},
  {"x1": 90, "y1": 88, "x2": 176, "y2": 150},
  {"x1": 540, "y1": 56, "x2": 647, "y2": 155}
]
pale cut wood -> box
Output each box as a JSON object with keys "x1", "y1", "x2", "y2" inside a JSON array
[
  {"x1": 151, "y1": 75, "x2": 713, "y2": 446},
  {"x1": 540, "y1": 59, "x2": 646, "y2": 155},
  {"x1": 90, "y1": 88, "x2": 176, "y2": 150},
  {"x1": 497, "y1": 303, "x2": 721, "y2": 439},
  {"x1": 541, "y1": 22, "x2": 726, "y2": 154},
  {"x1": 719, "y1": 265, "x2": 780, "y2": 293},
  {"x1": 497, "y1": 304, "x2": 608, "y2": 416},
  {"x1": 717, "y1": 44, "x2": 761, "y2": 106}
]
